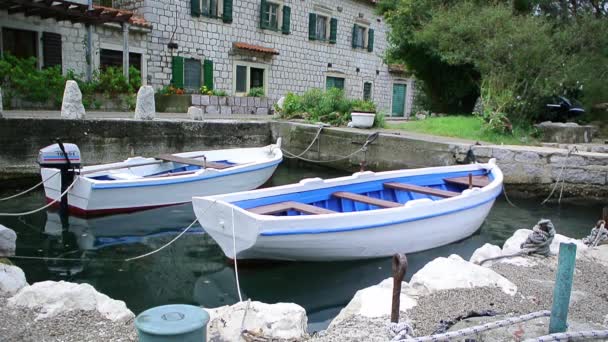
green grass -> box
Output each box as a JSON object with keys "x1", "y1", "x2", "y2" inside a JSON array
[{"x1": 387, "y1": 115, "x2": 538, "y2": 145}]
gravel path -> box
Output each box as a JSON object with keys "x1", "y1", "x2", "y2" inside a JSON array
[
  {"x1": 0, "y1": 296, "x2": 137, "y2": 342},
  {"x1": 314, "y1": 255, "x2": 608, "y2": 341}
]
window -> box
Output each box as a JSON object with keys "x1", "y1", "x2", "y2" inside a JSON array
[
  {"x1": 2, "y1": 28, "x2": 37, "y2": 59},
  {"x1": 326, "y1": 76, "x2": 345, "y2": 90},
  {"x1": 353, "y1": 25, "x2": 366, "y2": 49},
  {"x1": 192, "y1": 0, "x2": 232, "y2": 23},
  {"x1": 262, "y1": 2, "x2": 280, "y2": 30},
  {"x1": 184, "y1": 59, "x2": 202, "y2": 91},
  {"x1": 315, "y1": 15, "x2": 328, "y2": 41},
  {"x1": 363, "y1": 82, "x2": 373, "y2": 101},
  {"x1": 201, "y1": 0, "x2": 220, "y2": 17},
  {"x1": 172, "y1": 57, "x2": 212, "y2": 92},
  {"x1": 234, "y1": 63, "x2": 268, "y2": 95},
  {"x1": 100, "y1": 49, "x2": 142, "y2": 71}
]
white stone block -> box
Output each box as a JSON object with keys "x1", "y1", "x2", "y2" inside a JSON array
[
  {"x1": 469, "y1": 243, "x2": 502, "y2": 266},
  {"x1": 0, "y1": 224, "x2": 16, "y2": 257},
  {"x1": 134, "y1": 86, "x2": 156, "y2": 120},
  {"x1": 207, "y1": 301, "x2": 308, "y2": 341},
  {"x1": 191, "y1": 94, "x2": 201, "y2": 105},
  {"x1": 8, "y1": 281, "x2": 134, "y2": 322},
  {"x1": 206, "y1": 105, "x2": 219, "y2": 114},
  {"x1": 220, "y1": 106, "x2": 232, "y2": 115},
  {"x1": 256, "y1": 107, "x2": 268, "y2": 115},
  {"x1": 0, "y1": 264, "x2": 28, "y2": 296},
  {"x1": 61, "y1": 80, "x2": 86, "y2": 119},
  {"x1": 187, "y1": 106, "x2": 203, "y2": 120}
]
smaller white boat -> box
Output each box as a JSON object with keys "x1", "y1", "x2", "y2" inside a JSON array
[
  {"x1": 39, "y1": 140, "x2": 282, "y2": 216},
  {"x1": 192, "y1": 160, "x2": 503, "y2": 261}
]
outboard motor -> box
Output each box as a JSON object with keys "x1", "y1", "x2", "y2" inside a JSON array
[{"x1": 38, "y1": 142, "x2": 81, "y2": 219}]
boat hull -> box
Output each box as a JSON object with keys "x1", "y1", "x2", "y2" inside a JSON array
[
  {"x1": 193, "y1": 161, "x2": 503, "y2": 261},
  {"x1": 41, "y1": 145, "x2": 282, "y2": 216}
]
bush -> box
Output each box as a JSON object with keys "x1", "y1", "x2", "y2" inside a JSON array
[
  {"x1": 247, "y1": 87, "x2": 265, "y2": 97},
  {"x1": 211, "y1": 89, "x2": 228, "y2": 96},
  {"x1": 352, "y1": 99, "x2": 377, "y2": 113},
  {"x1": 159, "y1": 85, "x2": 184, "y2": 95}
]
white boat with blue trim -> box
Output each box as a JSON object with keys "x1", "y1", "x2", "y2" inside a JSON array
[
  {"x1": 40, "y1": 140, "x2": 283, "y2": 216},
  {"x1": 192, "y1": 159, "x2": 503, "y2": 261}
]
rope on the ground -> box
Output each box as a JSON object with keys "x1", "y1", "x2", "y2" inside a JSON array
[
  {"x1": 524, "y1": 330, "x2": 608, "y2": 341},
  {"x1": 281, "y1": 131, "x2": 379, "y2": 164},
  {"x1": 583, "y1": 221, "x2": 608, "y2": 247},
  {"x1": 0, "y1": 177, "x2": 78, "y2": 217},
  {"x1": 0, "y1": 171, "x2": 60, "y2": 202},
  {"x1": 541, "y1": 146, "x2": 578, "y2": 205},
  {"x1": 476, "y1": 219, "x2": 555, "y2": 265},
  {"x1": 397, "y1": 311, "x2": 551, "y2": 342},
  {"x1": 389, "y1": 321, "x2": 415, "y2": 341},
  {"x1": 231, "y1": 206, "x2": 244, "y2": 302},
  {"x1": 282, "y1": 125, "x2": 324, "y2": 159}
]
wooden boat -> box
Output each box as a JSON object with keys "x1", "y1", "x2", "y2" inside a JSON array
[
  {"x1": 40, "y1": 141, "x2": 282, "y2": 216},
  {"x1": 192, "y1": 159, "x2": 503, "y2": 261}
]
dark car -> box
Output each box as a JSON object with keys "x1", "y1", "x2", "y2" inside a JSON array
[{"x1": 538, "y1": 96, "x2": 585, "y2": 122}]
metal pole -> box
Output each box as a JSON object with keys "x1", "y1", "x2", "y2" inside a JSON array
[
  {"x1": 391, "y1": 253, "x2": 408, "y2": 323},
  {"x1": 122, "y1": 23, "x2": 130, "y2": 81},
  {"x1": 549, "y1": 243, "x2": 577, "y2": 334},
  {"x1": 86, "y1": 0, "x2": 93, "y2": 81}
]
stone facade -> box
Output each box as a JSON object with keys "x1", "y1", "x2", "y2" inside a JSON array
[
  {"x1": 136, "y1": 0, "x2": 415, "y2": 116},
  {"x1": 0, "y1": 10, "x2": 149, "y2": 80}
]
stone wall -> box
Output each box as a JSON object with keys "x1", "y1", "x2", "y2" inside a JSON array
[
  {"x1": 139, "y1": 0, "x2": 415, "y2": 117},
  {"x1": 191, "y1": 95, "x2": 274, "y2": 115}
]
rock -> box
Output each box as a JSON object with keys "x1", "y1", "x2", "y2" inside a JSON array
[
  {"x1": 8, "y1": 281, "x2": 134, "y2": 322},
  {"x1": 276, "y1": 96, "x2": 286, "y2": 110},
  {"x1": 469, "y1": 243, "x2": 502, "y2": 266},
  {"x1": 330, "y1": 278, "x2": 418, "y2": 329},
  {"x1": 415, "y1": 112, "x2": 427, "y2": 120},
  {"x1": 0, "y1": 224, "x2": 17, "y2": 257},
  {"x1": 503, "y1": 229, "x2": 587, "y2": 258},
  {"x1": 410, "y1": 255, "x2": 517, "y2": 296},
  {"x1": 472, "y1": 96, "x2": 484, "y2": 115},
  {"x1": 582, "y1": 245, "x2": 608, "y2": 267},
  {"x1": 134, "y1": 86, "x2": 156, "y2": 120},
  {"x1": 187, "y1": 106, "x2": 203, "y2": 120},
  {"x1": 535, "y1": 121, "x2": 596, "y2": 144},
  {"x1": 448, "y1": 315, "x2": 604, "y2": 342},
  {"x1": 0, "y1": 264, "x2": 28, "y2": 296},
  {"x1": 60, "y1": 80, "x2": 86, "y2": 119},
  {"x1": 206, "y1": 301, "x2": 308, "y2": 341}
]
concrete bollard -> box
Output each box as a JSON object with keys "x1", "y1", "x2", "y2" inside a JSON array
[
  {"x1": 549, "y1": 242, "x2": 577, "y2": 334},
  {"x1": 134, "y1": 86, "x2": 156, "y2": 120},
  {"x1": 135, "y1": 304, "x2": 209, "y2": 342},
  {"x1": 61, "y1": 80, "x2": 86, "y2": 119}
]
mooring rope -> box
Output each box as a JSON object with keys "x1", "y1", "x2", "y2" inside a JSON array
[
  {"x1": 523, "y1": 330, "x2": 608, "y2": 341},
  {"x1": 0, "y1": 171, "x2": 60, "y2": 202},
  {"x1": 231, "y1": 206, "x2": 244, "y2": 302},
  {"x1": 0, "y1": 177, "x2": 78, "y2": 217},
  {"x1": 282, "y1": 125, "x2": 325, "y2": 159},
  {"x1": 8, "y1": 201, "x2": 217, "y2": 262},
  {"x1": 281, "y1": 131, "x2": 379, "y2": 164},
  {"x1": 541, "y1": 146, "x2": 578, "y2": 205},
  {"x1": 397, "y1": 311, "x2": 551, "y2": 342},
  {"x1": 502, "y1": 185, "x2": 520, "y2": 208}
]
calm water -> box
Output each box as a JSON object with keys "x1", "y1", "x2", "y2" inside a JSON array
[{"x1": 0, "y1": 162, "x2": 603, "y2": 331}]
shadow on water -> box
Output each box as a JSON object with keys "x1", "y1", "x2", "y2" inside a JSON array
[{"x1": 0, "y1": 162, "x2": 604, "y2": 331}]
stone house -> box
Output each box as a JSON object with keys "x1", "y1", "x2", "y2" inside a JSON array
[{"x1": 1, "y1": 0, "x2": 415, "y2": 117}]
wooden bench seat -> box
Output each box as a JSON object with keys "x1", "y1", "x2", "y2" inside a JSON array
[
  {"x1": 384, "y1": 182, "x2": 460, "y2": 198},
  {"x1": 248, "y1": 201, "x2": 336, "y2": 215},
  {"x1": 444, "y1": 175, "x2": 491, "y2": 188},
  {"x1": 332, "y1": 191, "x2": 402, "y2": 208},
  {"x1": 157, "y1": 154, "x2": 234, "y2": 170}
]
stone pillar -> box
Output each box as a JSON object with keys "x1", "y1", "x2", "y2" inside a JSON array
[
  {"x1": 188, "y1": 106, "x2": 203, "y2": 120},
  {"x1": 122, "y1": 22, "x2": 130, "y2": 81},
  {"x1": 61, "y1": 80, "x2": 86, "y2": 119},
  {"x1": 134, "y1": 86, "x2": 155, "y2": 120}
]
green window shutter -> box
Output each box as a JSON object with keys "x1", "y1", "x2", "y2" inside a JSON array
[
  {"x1": 329, "y1": 18, "x2": 338, "y2": 44},
  {"x1": 367, "y1": 28, "x2": 375, "y2": 52},
  {"x1": 308, "y1": 13, "x2": 316, "y2": 40},
  {"x1": 191, "y1": 0, "x2": 200, "y2": 17},
  {"x1": 171, "y1": 56, "x2": 184, "y2": 88},
  {"x1": 352, "y1": 24, "x2": 358, "y2": 48},
  {"x1": 282, "y1": 6, "x2": 291, "y2": 34},
  {"x1": 222, "y1": 0, "x2": 233, "y2": 22},
  {"x1": 203, "y1": 59, "x2": 214, "y2": 90},
  {"x1": 260, "y1": 0, "x2": 268, "y2": 28}
]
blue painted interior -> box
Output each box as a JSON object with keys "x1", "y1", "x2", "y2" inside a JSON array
[
  {"x1": 235, "y1": 169, "x2": 492, "y2": 216},
  {"x1": 86, "y1": 160, "x2": 239, "y2": 181}
]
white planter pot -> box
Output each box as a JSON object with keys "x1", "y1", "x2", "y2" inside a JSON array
[{"x1": 351, "y1": 112, "x2": 376, "y2": 128}]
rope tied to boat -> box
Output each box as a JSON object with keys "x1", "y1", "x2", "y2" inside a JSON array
[
  {"x1": 0, "y1": 171, "x2": 61, "y2": 202},
  {"x1": 0, "y1": 176, "x2": 78, "y2": 217},
  {"x1": 477, "y1": 219, "x2": 556, "y2": 265},
  {"x1": 281, "y1": 127, "x2": 380, "y2": 164},
  {"x1": 541, "y1": 146, "x2": 578, "y2": 205},
  {"x1": 582, "y1": 220, "x2": 608, "y2": 247}
]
